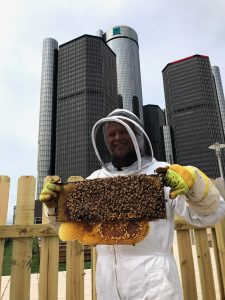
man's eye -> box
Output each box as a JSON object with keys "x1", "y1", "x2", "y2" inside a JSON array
[{"x1": 121, "y1": 130, "x2": 127, "y2": 135}]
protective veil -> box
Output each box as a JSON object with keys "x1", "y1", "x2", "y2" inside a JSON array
[{"x1": 88, "y1": 109, "x2": 225, "y2": 300}]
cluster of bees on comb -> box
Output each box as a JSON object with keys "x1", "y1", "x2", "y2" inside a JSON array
[
  {"x1": 65, "y1": 174, "x2": 166, "y2": 223},
  {"x1": 57, "y1": 174, "x2": 167, "y2": 245}
]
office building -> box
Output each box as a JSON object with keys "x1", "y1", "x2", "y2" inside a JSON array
[
  {"x1": 55, "y1": 35, "x2": 118, "y2": 182},
  {"x1": 163, "y1": 54, "x2": 225, "y2": 178},
  {"x1": 37, "y1": 34, "x2": 118, "y2": 194},
  {"x1": 100, "y1": 25, "x2": 144, "y2": 120},
  {"x1": 143, "y1": 104, "x2": 166, "y2": 161},
  {"x1": 212, "y1": 66, "x2": 225, "y2": 135}
]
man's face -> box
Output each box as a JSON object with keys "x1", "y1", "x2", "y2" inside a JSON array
[{"x1": 106, "y1": 122, "x2": 135, "y2": 158}]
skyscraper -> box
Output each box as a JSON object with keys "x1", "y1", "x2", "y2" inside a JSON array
[
  {"x1": 212, "y1": 66, "x2": 225, "y2": 135},
  {"x1": 55, "y1": 35, "x2": 118, "y2": 182},
  {"x1": 37, "y1": 34, "x2": 118, "y2": 194},
  {"x1": 37, "y1": 38, "x2": 58, "y2": 197},
  {"x1": 163, "y1": 54, "x2": 225, "y2": 178},
  {"x1": 100, "y1": 25, "x2": 143, "y2": 120},
  {"x1": 143, "y1": 104, "x2": 166, "y2": 161},
  {"x1": 162, "y1": 125, "x2": 174, "y2": 164}
]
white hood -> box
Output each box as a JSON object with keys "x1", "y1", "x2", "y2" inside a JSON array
[{"x1": 91, "y1": 109, "x2": 154, "y2": 174}]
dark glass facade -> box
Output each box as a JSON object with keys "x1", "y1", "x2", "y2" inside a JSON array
[
  {"x1": 143, "y1": 104, "x2": 166, "y2": 161},
  {"x1": 162, "y1": 55, "x2": 225, "y2": 178},
  {"x1": 55, "y1": 35, "x2": 118, "y2": 181}
]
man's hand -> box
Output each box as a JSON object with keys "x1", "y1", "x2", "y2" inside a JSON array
[
  {"x1": 39, "y1": 176, "x2": 62, "y2": 203},
  {"x1": 156, "y1": 164, "x2": 196, "y2": 199}
]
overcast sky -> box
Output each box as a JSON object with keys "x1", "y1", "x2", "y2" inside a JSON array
[{"x1": 1, "y1": 0, "x2": 225, "y2": 222}]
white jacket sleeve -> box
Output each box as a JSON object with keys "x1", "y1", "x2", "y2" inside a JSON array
[
  {"x1": 171, "y1": 167, "x2": 225, "y2": 226},
  {"x1": 43, "y1": 204, "x2": 60, "y2": 232}
]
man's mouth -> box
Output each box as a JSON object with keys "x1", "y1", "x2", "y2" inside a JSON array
[{"x1": 114, "y1": 143, "x2": 125, "y2": 148}]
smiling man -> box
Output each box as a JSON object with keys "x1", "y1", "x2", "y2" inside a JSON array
[
  {"x1": 106, "y1": 121, "x2": 134, "y2": 157},
  {"x1": 105, "y1": 121, "x2": 136, "y2": 170}
]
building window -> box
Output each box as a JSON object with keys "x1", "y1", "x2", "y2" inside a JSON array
[
  {"x1": 35, "y1": 217, "x2": 42, "y2": 224},
  {"x1": 113, "y1": 27, "x2": 120, "y2": 35}
]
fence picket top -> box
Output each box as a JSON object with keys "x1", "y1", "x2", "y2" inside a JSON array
[
  {"x1": 15, "y1": 176, "x2": 36, "y2": 226},
  {"x1": 0, "y1": 175, "x2": 10, "y2": 181}
]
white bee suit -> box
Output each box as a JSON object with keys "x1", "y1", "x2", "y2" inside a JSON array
[{"x1": 88, "y1": 109, "x2": 225, "y2": 300}]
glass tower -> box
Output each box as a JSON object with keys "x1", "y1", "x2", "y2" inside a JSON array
[
  {"x1": 212, "y1": 66, "x2": 225, "y2": 136},
  {"x1": 163, "y1": 55, "x2": 225, "y2": 178},
  {"x1": 37, "y1": 34, "x2": 118, "y2": 194},
  {"x1": 103, "y1": 25, "x2": 143, "y2": 121},
  {"x1": 55, "y1": 35, "x2": 118, "y2": 182},
  {"x1": 37, "y1": 38, "x2": 58, "y2": 197},
  {"x1": 143, "y1": 104, "x2": 166, "y2": 161}
]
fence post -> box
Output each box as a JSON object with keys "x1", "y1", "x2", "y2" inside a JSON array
[
  {"x1": 215, "y1": 218, "x2": 225, "y2": 296},
  {"x1": 0, "y1": 176, "x2": 10, "y2": 292},
  {"x1": 66, "y1": 241, "x2": 84, "y2": 300},
  {"x1": 211, "y1": 227, "x2": 225, "y2": 299},
  {"x1": 194, "y1": 228, "x2": 216, "y2": 300},
  {"x1": 91, "y1": 246, "x2": 97, "y2": 300},
  {"x1": 66, "y1": 176, "x2": 84, "y2": 300},
  {"x1": 9, "y1": 176, "x2": 36, "y2": 300},
  {"x1": 176, "y1": 229, "x2": 198, "y2": 300},
  {"x1": 214, "y1": 179, "x2": 225, "y2": 296},
  {"x1": 39, "y1": 176, "x2": 59, "y2": 300}
]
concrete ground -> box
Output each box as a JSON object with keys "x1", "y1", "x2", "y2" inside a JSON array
[{"x1": 1, "y1": 269, "x2": 92, "y2": 300}]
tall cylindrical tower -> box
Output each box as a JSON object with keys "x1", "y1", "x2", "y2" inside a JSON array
[
  {"x1": 37, "y1": 38, "x2": 58, "y2": 197},
  {"x1": 103, "y1": 25, "x2": 143, "y2": 120},
  {"x1": 212, "y1": 66, "x2": 225, "y2": 136}
]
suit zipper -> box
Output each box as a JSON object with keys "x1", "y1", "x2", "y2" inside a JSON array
[{"x1": 113, "y1": 245, "x2": 122, "y2": 299}]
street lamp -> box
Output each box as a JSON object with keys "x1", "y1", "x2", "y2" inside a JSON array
[{"x1": 209, "y1": 142, "x2": 225, "y2": 179}]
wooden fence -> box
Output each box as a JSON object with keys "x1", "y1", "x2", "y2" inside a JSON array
[{"x1": 0, "y1": 175, "x2": 225, "y2": 300}]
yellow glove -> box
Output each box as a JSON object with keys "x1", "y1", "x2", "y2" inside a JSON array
[
  {"x1": 156, "y1": 164, "x2": 196, "y2": 199},
  {"x1": 39, "y1": 176, "x2": 62, "y2": 204}
]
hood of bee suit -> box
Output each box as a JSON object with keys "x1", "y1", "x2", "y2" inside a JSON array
[{"x1": 91, "y1": 109, "x2": 154, "y2": 174}]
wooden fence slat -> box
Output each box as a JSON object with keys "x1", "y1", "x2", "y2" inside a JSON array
[
  {"x1": 66, "y1": 241, "x2": 84, "y2": 300},
  {"x1": 211, "y1": 227, "x2": 225, "y2": 300},
  {"x1": 9, "y1": 176, "x2": 36, "y2": 300},
  {"x1": 215, "y1": 217, "x2": 225, "y2": 297},
  {"x1": 176, "y1": 229, "x2": 198, "y2": 300},
  {"x1": 38, "y1": 236, "x2": 59, "y2": 300},
  {"x1": 0, "y1": 176, "x2": 10, "y2": 294},
  {"x1": 39, "y1": 176, "x2": 59, "y2": 300},
  {"x1": 0, "y1": 176, "x2": 10, "y2": 224},
  {"x1": 194, "y1": 228, "x2": 216, "y2": 300},
  {"x1": 91, "y1": 246, "x2": 97, "y2": 300},
  {"x1": 66, "y1": 176, "x2": 84, "y2": 300}
]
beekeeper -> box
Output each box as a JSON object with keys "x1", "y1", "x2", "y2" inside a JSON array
[{"x1": 40, "y1": 109, "x2": 225, "y2": 300}]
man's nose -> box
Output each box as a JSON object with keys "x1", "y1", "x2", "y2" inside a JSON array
[{"x1": 114, "y1": 132, "x2": 122, "y2": 140}]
